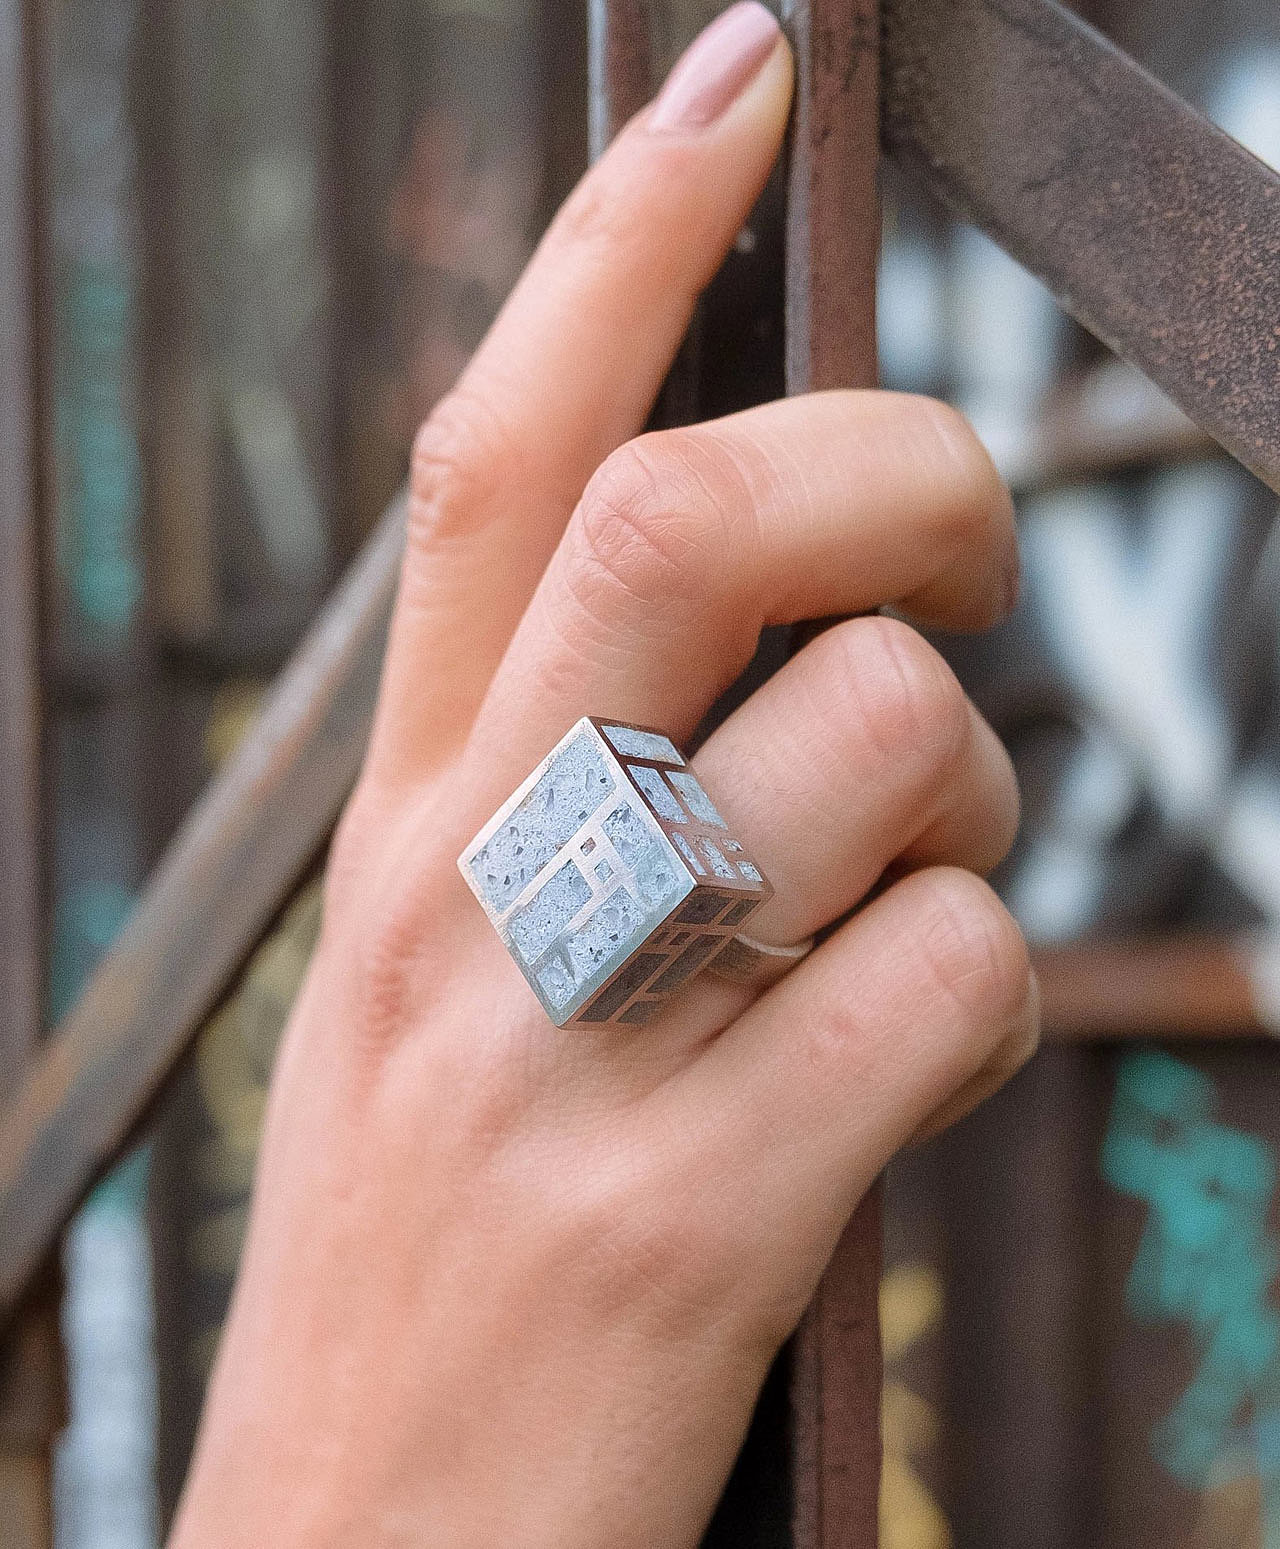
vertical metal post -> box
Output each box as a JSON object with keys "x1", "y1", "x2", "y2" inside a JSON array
[
  {"x1": 587, "y1": 0, "x2": 655, "y2": 161},
  {"x1": 0, "y1": 3, "x2": 44, "y2": 1081},
  {"x1": 784, "y1": 0, "x2": 884, "y2": 1545},
  {"x1": 0, "y1": 0, "x2": 61, "y2": 1542},
  {"x1": 591, "y1": 2, "x2": 885, "y2": 1544}
]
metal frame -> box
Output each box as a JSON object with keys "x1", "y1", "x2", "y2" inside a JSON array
[{"x1": 0, "y1": 0, "x2": 61, "y2": 1538}]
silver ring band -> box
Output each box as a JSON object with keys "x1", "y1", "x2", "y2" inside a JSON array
[{"x1": 710, "y1": 932, "x2": 816, "y2": 988}]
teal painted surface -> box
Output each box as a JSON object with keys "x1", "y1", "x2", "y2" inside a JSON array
[
  {"x1": 49, "y1": 878, "x2": 134, "y2": 1024},
  {"x1": 1103, "y1": 1050, "x2": 1280, "y2": 1542},
  {"x1": 54, "y1": 258, "x2": 143, "y2": 642}
]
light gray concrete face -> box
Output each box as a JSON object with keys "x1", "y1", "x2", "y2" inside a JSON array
[{"x1": 459, "y1": 718, "x2": 773, "y2": 1026}]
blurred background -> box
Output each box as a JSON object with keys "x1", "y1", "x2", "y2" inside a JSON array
[{"x1": 5, "y1": 0, "x2": 1280, "y2": 1544}]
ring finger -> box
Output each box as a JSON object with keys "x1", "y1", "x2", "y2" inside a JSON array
[
  {"x1": 690, "y1": 613, "x2": 1019, "y2": 957},
  {"x1": 456, "y1": 611, "x2": 1017, "y2": 1081},
  {"x1": 631, "y1": 617, "x2": 1018, "y2": 1055}
]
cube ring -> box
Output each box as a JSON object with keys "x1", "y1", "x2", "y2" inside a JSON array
[{"x1": 458, "y1": 717, "x2": 775, "y2": 1027}]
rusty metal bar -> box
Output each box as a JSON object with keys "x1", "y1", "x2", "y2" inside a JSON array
[
  {"x1": 882, "y1": 0, "x2": 1280, "y2": 496},
  {"x1": 0, "y1": 0, "x2": 44, "y2": 1084},
  {"x1": 0, "y1": 503, "x2": 403, "y2": 1320},
  {"x1": 1033, "y1": 934, "x2": 1276, "y2": 1042},
  {"x1": 0, "y1": 0, "x2": 61, "y2": 1535},
  {"x1": 784, "y1": 1, "x2": 883, "y2": 1544},
  {"x1": 587, "y1": 0, "x2": 654, "y2": 161},
  {"x1": 591, "y1": 2, "x2": 886, "y2": 1536}
]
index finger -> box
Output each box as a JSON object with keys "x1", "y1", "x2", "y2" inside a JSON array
[{"x1": 369, "y1": 5, "x2": 794, "y2": 782}]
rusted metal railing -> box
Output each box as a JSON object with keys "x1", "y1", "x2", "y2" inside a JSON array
[
  {"x1": 884, "y1": 0, "x2": 1280, "y2": 496},
  {"x1": 783, "y1": 3, "x2": 884, "y2": 1544},
  {"x1": 0, "y1": 0, "x2": 62, "y2": 1537}
]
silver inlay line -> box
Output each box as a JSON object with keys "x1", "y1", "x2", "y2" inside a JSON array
[
  {"x1": 629, "y1": 763, "x2": 686, "y2": 822},
  {"x1": 468, "y1": 727, "x2": 615, "y2": 913},
  {"x1": 667, "y1": 770, "x2": 728, "y2": 828}
]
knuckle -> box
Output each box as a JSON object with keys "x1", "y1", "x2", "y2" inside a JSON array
[
  {"x1": 547, "y1": 142, "x2": 688, "y2": 280},
  {"x1": 407, "y1": 388, "x2": 507, "y2": 554},
  {"x1": 909, "y1": 868, "x2": 1031, "y2": 1037},
  {"x1": 550, "y1": 172, "x2": 637, "y2": 266},
  {"x1": 570, "y1": 434, "x2": 723, "y2": 613},
  {"x1": 561, "y1": 1168, "x2": 737, "y2": 1341},
  {"x1": 834, "y1": 615, "x2": 970, "y2": 775}
]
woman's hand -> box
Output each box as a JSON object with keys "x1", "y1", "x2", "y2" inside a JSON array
[{"x1": 170, "y1": 6, "x2": 1036, "y2": 1546}]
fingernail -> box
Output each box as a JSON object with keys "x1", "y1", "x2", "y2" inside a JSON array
[{"x1": 648, "y1": 2, "x2": 782, "y2": 133}]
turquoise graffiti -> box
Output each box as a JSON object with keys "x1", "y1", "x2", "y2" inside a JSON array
[
  {"x1": 50, "y1": 879, "x2": 134, "y2": 1024},
  {"x1": 55, "y1": 257, "x2": 143, "y2": 642},
  {"x1": 1103, "y1": 1050, "x2": 1280, "y2": 1544}
]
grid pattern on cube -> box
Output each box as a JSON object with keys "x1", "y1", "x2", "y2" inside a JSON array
[
  {"x1": 667, "y1": 769, "x2": 727, "y2": 828},
  {"x1": 601, "y1": 725, "x2": 685, "y2": 764},
  {"x1": 602, "y1": 803, "x2": 681, "y2": 908},
  {"x1": 462, "y1": 719, "x2": 774, "y2": 1025},
  {"x1": 469, "y1": 728, "x2": 615, "y2": 912},
  {"x1": 700, "y1": 839, "x2": 737, "y2": 880},
  {"x1": 576, "y1": 896, "x2": 752, "y2": 1023},
  {"x1": 508, "y1": 860, "x2": 591, "y2": 965},
  {"x1": 517, "y1": 791, "x2": 687, "y2": 1016},
  {"x1": 536, "y1": 954, "x2": 578, "y2": 1010},
  {"x1": 629, "y1": 763, "x2": 686, "y2": 822},
  {"x1": 669, "y1": 831, "x2": 704, "y2": 874},
  {"x1": 566, "y1": 886, "x2": 644, "y2": 981},
  {"x1": 625, "y1": 759, "x2": 767, "y2": 892},
  {"x1": 574, "y1": 725, "x2": 772, "y2": 1021}
]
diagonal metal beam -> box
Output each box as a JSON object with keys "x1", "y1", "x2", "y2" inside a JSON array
[
  {"x1": 0, "y1": 502, "x2": 403, "y2": 1318},
  {"x1": 882, "y1": 0, "x2": 1280, "y2": 494}
]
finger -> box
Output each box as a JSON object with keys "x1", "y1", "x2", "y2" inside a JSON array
[
  {"x1": 658, "y1": 868, "x2": 1037, "y2": 1329},
  {"x1": 907, "y1": 970, "x2": 1041, "y2": 1143},
  {"x1": 690, "y1": 615, "x2": 1020, "y2": 949},
  {"x1": 527, "y1": 617, "x2": 1018, "y2": 1085},
  {"x1": 471, "y1": 390, "x2": 1015, "y2": 785},
  {"x1": 373, "y1": 5, "x2": 794, "y2": 777}
]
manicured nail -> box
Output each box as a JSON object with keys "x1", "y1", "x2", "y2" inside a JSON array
[{"x1": 648, "y1": 2, "x2": 782, "y2": 133}]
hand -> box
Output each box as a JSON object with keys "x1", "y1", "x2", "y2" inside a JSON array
[{"x1": 169, "y1": 6, "x2": 1036, "y2": 1546}]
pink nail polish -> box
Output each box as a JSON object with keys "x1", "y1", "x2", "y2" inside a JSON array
[{"x1": 648, "y1": 2, "x2": 782, "y2": 133}]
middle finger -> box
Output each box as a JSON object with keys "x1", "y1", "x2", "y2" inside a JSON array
[{"x1": 468, "y1": 388, "x2": 1015, "y2": 788}]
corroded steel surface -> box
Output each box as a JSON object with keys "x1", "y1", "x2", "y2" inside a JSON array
[
  {"x1": 0, "y1": 1, "x2": 63, "y2": 1537},
  {"x1": 0, "y1": 0, "x2": 43, "y2": 1086},
  {"x1": 785, "y1": 0, "x2": 885, "y2": 1545},
  {"x1": 882, "y1": 0, "x2": 1280, "y2": 494},
  {"x1": 1034, "y1": 935, "x2": 1270, "y2": 1041},
  {"x1": 588, "y1": 0, "x2": 656, "y2": 159}
]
